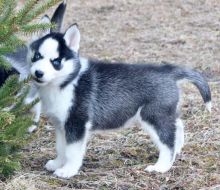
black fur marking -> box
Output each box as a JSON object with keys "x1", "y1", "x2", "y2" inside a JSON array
[
  {"x1": 31, "y1": 33, "x2": 73, "y2": 59},
  {"x1": 31, "y1": 51, "x2": 43, "y2": 62},
  {"x1": 175, "y1": 68, "x2": 211, "y2": 103},
  {"x1": 0, "y1": 68, "x2": 18, "y2": 87},
  {"x1": 50, "y1": 1, "x2": 67, "y2": 33},
  {"x1": 60, "y1": 54, "x2": 80, "y2": 89},
  {"x1": 64, "y1": 71, "x2": 92, "y2": 143},
  {"x1": 31, "y1": 33, "x2": 76, "y2": 70},
  {"x1": 86, "y1": 61, "x2": 176, "y2": 132},
  {"x1": 140, "y1": 104, "x2": 177, "y2": 148},
  {"x1": 63, "y1": 59, "x2": 210, "y2": 150}
]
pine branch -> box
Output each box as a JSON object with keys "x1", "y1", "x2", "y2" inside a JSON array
[
  {"x1": 0, "y1": 76, "x2": 20, "y2": 101},
  {"x1": 15, "y1": 0, "x2": 40, "y2": 24},
  {"x1": 0, "y1": 0, "x2": 5, "y2": 15},
  {"x1": 11, "y1": 85, "x2": 30, "y2": 114},
  {"x1": 0, "y1": 0, "x2": 15, "y2": 23},
  {"x1": 0, "y1": 0, "x2": 62, "y2": 41},
  {"x1": 0, "y1": 46, "x2": 14, "y2": 55},
  {"x1": 23, "y1": 0, "x2": 62, "y2": 23},
  {"x1": 0, "y1": 56, "x2": 12, "y2": 70},
  {"x1": 21, "y1": 23, "x2": 54, "y2": 34},
  {"x1": 0, "y1": 112, "x2": 15, "y2": 131},
  {"x1": 0, "y1": 0, "x2": 63, "y2": 178},
  {"x1": 1, "y1": 35, "x2": 25, "y2": 49},
  {"x1": 0, "y1": 158, "x2": 21, "y2": 178}
]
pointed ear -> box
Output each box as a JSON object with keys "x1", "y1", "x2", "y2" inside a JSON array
[
  {"x1": 50, "y1": 0, "x2": 67, "y2": 32},
  {"x1": 64, "y1": 24, "x2": 80, "y2": 52},
  {"x1": 31, "y1": 15, "x2": 51, "y2": 42},
  {"x1": 41, "y1": 15, "x2": 51, "y2": 25},
  {"x1": 40, "y1": 15, "x2": 51, "y2": 36}
]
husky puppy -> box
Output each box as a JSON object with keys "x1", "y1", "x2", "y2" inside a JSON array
[
  {"x1": 28, "y1": 24, "x2": 211, "y2": 178},
  {"x1": 0, "y1": 1, "x2": 67, "y2": 132}
]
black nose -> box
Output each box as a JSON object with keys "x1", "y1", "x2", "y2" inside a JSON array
[{"x1": 35, "y1": 70, "x2": 44, "y2": 78}]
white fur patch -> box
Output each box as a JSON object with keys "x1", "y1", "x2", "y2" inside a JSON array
[
  {"x1": 32, "y1": 102, "x2": 41, "y2": 122},
  {"x1": 205, "y1": 101, "x2": 212, "y2": 113},
  {"x1": 39, "y1": 38, "x2": 59, "y2": 59},
  {"x1": 28, "y1": 125, "x2": 38, "y2": 133},
  {"x1": 24, "y1": 85, "x2": 41, "y2": 133},
  {"x1": 39, "y1": 84, "x2": 74, "y2": 127},
  {"x1": 176, "y1": 78, "x2": 189, "y2": 86},
  {"x1": 53, "y1": 121, "x2": 91, "y2": 178},
  {"x1": 27, "y1": 102, "x2": 41, "y2": 133},
  {"x1": 175, "y1": 118, "x2": 185, "y2": 154},
  {"x1": 64, "y1": 24, "x2": 80, "y2": 52},
  {"x1": 37, "y1": 58, "x2": 89, "y2": 127},
  {"x1": 142, "y1": 123, "x2": 174, "y2": 173},
  {"x1": 45, "y1": 128, "x2": 66, "y2": 171}
]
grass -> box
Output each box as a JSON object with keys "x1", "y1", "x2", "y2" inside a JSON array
[{"x1": 1, "y1": 0, "x2": 220, "y2": 189}]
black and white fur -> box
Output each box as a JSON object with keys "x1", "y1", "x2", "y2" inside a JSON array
[
  {"x1": 0, "y1": 1, "x2": 67, "y2": 132},
  {"x1": 29, "y1": 24, "x2": 212, "y2": 178}
]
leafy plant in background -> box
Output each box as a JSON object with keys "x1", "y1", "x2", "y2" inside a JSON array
[{"x1": 0, "y1": 0, "x2": 62, "y2": 178}]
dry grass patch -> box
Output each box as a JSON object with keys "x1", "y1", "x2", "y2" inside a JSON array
[{"x1": 1, "y1": 0, "x2": 220, "y2": 189}]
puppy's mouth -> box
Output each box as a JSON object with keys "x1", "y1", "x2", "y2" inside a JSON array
[{"x1": 32, "y1": 77, "x2": 44, "y2": 84}]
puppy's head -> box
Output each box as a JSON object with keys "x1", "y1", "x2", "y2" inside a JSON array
[{"x1": 29, "y1": 23, "x2": 81, "y2": 87}]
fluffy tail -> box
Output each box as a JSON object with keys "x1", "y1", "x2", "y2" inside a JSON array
[{"x1": 174, "y1": 66, "x2": 212, "y2": 112}]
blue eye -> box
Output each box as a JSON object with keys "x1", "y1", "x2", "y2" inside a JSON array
[
  {"x1": 51, "y1": 58, "x2": 62, "y2": 70},
  {"x1": 52, "y1": 60, "x2": 60, "y2": 65},
  {"x1": 31, "y1": 52, "x2": 42, "y2": 62}
]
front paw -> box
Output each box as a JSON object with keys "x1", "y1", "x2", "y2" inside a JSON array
[
  {"x1": 45, "y1": 159, "x2": 63, "y2": 171},
  {"x1": 54, "y1": 167, "x2": 78, "y2": 179},
  {"x1": 145, "y1": 164, "x2": 170, "y2": 173},
  {"x1": 28, "y1": 125, "x2": 38, "y2": 133}
]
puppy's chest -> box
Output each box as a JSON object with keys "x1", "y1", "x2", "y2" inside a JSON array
[{"x1": 40, "y1": 85, "x2": 74, "y2": 126}]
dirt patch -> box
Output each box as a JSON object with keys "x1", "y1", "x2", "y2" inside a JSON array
[
  {"x1": 65, "y1": 0, "x2": 220, "y2": 79},
  {"x1": 1, "y1": 0, "x2": 220, "y2": 189}
]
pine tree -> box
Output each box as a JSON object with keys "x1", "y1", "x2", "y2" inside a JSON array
[{"x1": 0, "y1": 0, "x2": 62, "y2": 178}]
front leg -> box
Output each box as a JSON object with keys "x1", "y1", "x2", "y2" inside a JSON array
[
  {"x1": 45, "y1": 127, "x2": 66, "y2": 171},
  {"x1": 24, "y1": 85, "x2": 41, "y2": 133},
  {"x1": 53, "y1": 121, "x2": 91, "y2": 179},
  {"x1": 28, "y1": 101, "x2": 41, "y2": 133}
]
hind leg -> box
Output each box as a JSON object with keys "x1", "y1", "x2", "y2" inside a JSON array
[
  {"x1": 141, "y1": 120, "x2": 176, "y2": 173},
  {"x1": 175, "y1": 118, "x2": 184, "y2": 154},
  {"x1": 140, "y1": 108, "x2": 177, "y2": 173}
]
